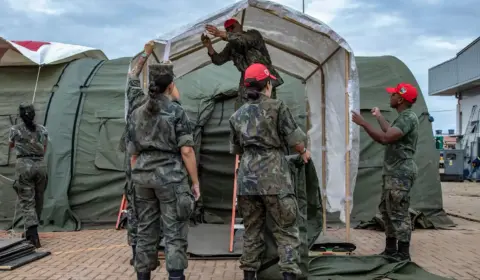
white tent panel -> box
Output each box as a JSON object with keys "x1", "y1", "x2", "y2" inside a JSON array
[
  {"x1": 242, "y1": 7, "x2": 340, "y2": 63},
  {"x1": 323, "y1": 49, "x2": 349, "y2": 219},
  {"x1": 128, "y1": 0, "x2": 360, "y2": 224}
]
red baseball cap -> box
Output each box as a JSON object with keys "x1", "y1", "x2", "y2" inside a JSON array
[
  {"x1": 386, "y1": 83, "x2": 418, "y2": 103},
  {"x1": 244, "y1": 63, "x2": 277, "y2": 86},
  {"x1": 224, "y1": 19, "x2": 239, "y2": 29}
]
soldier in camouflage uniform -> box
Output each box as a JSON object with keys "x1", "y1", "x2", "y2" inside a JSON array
[
  {"x1": 351, "y1": 83, "x2": 419, "y2": 261},
  {"x1": 8, "y1": 103, "x2": 48, "y2": 248},
  {"x1": 229, "y1": 63, "x2": 311, "y2": 280},
  {"x1": 201, "y1": 18, "x2": 284, "y2": 109},
  {"x1": 119, "y1": 41, "x2": 166, "y2": 266},
  {"x1": 126, "y1": 61, "x2": 201, "y2": 280}
]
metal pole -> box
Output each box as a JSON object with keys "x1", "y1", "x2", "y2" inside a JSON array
[{"x1": 302, "y1": 0, "x2": 305, "y2": 13}]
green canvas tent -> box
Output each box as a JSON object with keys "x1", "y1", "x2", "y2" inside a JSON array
[
  {"x1": 0, "y1": 54, "x2": 453, "y2": 279},
  {"x1": 0, "y1": 54, "x2": 455, "y2": 229}
]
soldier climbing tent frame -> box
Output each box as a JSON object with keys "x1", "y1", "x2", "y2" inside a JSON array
[{"x1": 127, "y1": 0, "x2": 361, "y2": 240}]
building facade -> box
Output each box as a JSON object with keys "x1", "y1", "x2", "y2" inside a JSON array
[{"x1": 429, "y1": 37, "x2": 480, "y2": 155}]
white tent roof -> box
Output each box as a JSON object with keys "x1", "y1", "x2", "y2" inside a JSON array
[
  {"x1": 128, "y1": 0, "x2": 360, "y2": 225},
  {"x1": 0, "y1": 37, "x2": 107, "y2": 66}
]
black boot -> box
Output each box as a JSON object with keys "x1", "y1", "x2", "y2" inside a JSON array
[
  {"x1": 394, "y1": 241, "x2": 411, "y2": 261},
  {"x1": 244, "y1": 271, "x2": 256, "y2": 280},
  {"x1": 168, "y1": 270, "x2": 185, "y2": 280},
  {"x1": 379, "y1": 237, "x2": 396, "y2": 257},
  {"x1": 130, "y1": 245, "x2": 136, "y2": 266},
  {"x1": 283, "y1": 272, "x2": 296, "y2": 280},
  {"x1": 25, "y1": 226, "x2": 41, "y2": 248},
  {"x1": 136, "y1": 271, "x2": 151, "y2": 280}
]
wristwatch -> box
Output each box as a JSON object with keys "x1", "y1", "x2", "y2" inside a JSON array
[{"x1": 300, "y1": 147, "x2": 306, "y2": 155}]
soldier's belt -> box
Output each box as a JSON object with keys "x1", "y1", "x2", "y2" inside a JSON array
[{"x1": 16, "y1": 154, "x2": 43, "y2": 159}]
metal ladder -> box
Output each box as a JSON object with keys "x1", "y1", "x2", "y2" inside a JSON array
[{"x1": 229, "y1": 154, "x2": 244, "y2": 253}]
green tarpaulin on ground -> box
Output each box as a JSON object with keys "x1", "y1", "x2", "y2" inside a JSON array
[
  {"x1": 0, "y1": 55, "x2": 453, "y2": 279},
  {"x1": 309, "y1": 256, "x2": 452, "y2": 280}
]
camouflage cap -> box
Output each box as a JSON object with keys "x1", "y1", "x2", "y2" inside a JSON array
[
  {"x1": 18, "y1": 102, "x2": 35, "y2": 111},
  {"x1": 148, "y1": 60, "x2": 175, "y2": 82}
]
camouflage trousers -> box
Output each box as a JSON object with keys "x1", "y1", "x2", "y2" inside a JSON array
[
  {"x1": 134, "y1": 183, "x2": 194, "y2": 273},
  {"x1": 237, "y1": 194, "x2": 301, "y2": 275},
  {"x1": 125, "y1": 179, "x2": 164, "y2": 246},
  {"x1": 13, "y1": 158, "x2": 48, "y2": 229},
  {"x1": 379, "y1": 176, "x2": 413, "y2": 243}
]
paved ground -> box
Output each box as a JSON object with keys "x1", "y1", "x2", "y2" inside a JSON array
[
  {"x1": 442, "y1": 181, "x2": 480, "y2": 221},
  {"x1": 0, "y1": 181, "x2": 479, "y2": 280}
]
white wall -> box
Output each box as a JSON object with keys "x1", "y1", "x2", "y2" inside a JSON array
[{"x1": 459, "y1": 86, "x2": 480, "y2": 135}]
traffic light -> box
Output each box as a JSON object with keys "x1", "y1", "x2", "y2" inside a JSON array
[{"x1": 435, "y1": 136, "x2": 444, "y2": 150}]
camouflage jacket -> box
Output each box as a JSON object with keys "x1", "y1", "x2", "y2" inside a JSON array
[
  {"x1": 383, "y1": 108, "x2": 419, "y2": 180},
  {"x1": 229, "y1": 94, "x2": 306, "y2": 195},
  {"x1": 9, "y1": 123, "x2": 48, "y2": 157},
  {"x1": 209, "y1": 29, "x2": 284, "y2": 100},
  {"x1": 126, "y1": 94, "x2": 195, "y2": 187}
]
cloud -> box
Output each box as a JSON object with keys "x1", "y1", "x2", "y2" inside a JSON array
[
  {"x1": 416, "y1": 36, "x2": 473, "y2": 51},
  {"x1": 305, "y1": 0, "x2": 352, "y2": 24},
  {"x1": 5, "y1": 0, "x2": 71, "y2": 15},
  {"x1": 0, "y1": 0, "x2": 478, "y2": 132}
]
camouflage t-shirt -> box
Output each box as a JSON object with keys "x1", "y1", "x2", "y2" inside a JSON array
[
  {"x1": 9, "y1": 123, "x2": 48, "y2": 157},
  {"x1": 383, "y1": 108, "x2": 419, "y2": 182},
  {"x1": 229, "y1": 94, "x2": 307, "y2": 196},
  {"x1": 127, "y1": 94, "x2": 195, "y2": 187},
  {"x1": 209, "y1": 29, "x2": 284, "y2": 105}
]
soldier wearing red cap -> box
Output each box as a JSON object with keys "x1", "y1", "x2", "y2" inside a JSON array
[
  {"x1": 229, "y1": 63, "x2": 310, "y2": 280},
  {"x1": 351, "y1": 83, "x2": 419, "y2": 261},
  {"x1": 201, "y1": 18, "x2": 283, "y2": 109}
]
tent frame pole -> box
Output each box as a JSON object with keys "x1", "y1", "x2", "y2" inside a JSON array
[
  {"x1": 303, "y1": 46, "x2": 342, "y2": 236},
  {"x1": 344, "y1": 50, "x2": 351, "y2": 242}
]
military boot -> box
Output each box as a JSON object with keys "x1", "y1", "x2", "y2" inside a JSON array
[
  {"x1": 130, "y1": 245, "x2": 136, "y2": 266},
  {"x1": 283, "y1": 272, "x2": 296, "y2": 280},
  {"x1": 25, "y1": 226, "x2": 41, "y2": 248},
  {"x1": 136, "y1": 271, "x2": 150, "y2": 280},
  {"x1": 244, "y1": 271, "x2": 256, "y2": 280},
  {"x1": 168, "y1": 270, "x2": 185, "y2": 280},
  {"x1": 379, "y1": 237, "x2": 396, "y2": 257},
  {"x1": 393, "y1": 241, "x2": 411, "y2": 261}
]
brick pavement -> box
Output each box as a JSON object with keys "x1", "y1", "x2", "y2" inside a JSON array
[
  {"x1": 442, "y1": 181, "x2": 480, "y2": 221},
  {"x1": 0, "y1": 182, "x2": 479, "y2": 280}
]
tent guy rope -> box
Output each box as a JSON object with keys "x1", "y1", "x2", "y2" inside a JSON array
[{"x1": 31, "y1": 65, "x2": 42, "y2": 104}]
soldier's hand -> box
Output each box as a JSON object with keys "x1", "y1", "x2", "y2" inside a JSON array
[
  {"x1": 144, "y1": 40, "x2": 155, "y2": 55},
  {"x1": 351, "y1": 110, "x2": 366, "y2": 126},
  {"x1": 191, "y1": 183, "x2": 200, "y2": 201},
  {"x1": 301, "y1": 150, "x2": 311, "y2": 164},
  {"x1": 201, "y1": 33, "x2": 212, "y2": 47},
  {"x1": 206, "y1": 24, "x2": 227, "y2": 39},
  {"x1": 371, "y1": 107, "x2": 381, "y2": 118}
]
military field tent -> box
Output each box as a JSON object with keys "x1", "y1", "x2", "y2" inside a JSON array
[
  {"x1": 0, "y1": 54, "x2": 453, "y2": 280},
  {"x1": 0, "y1": 39, "x2": 108, "y2": 230},
  {"x1": 133, "y1": 0, "x2": 361, "y2": 225}
]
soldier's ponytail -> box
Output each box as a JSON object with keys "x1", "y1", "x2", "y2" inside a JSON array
[
  {"x1": 245, "y1": 78, "x2": 269, "y2": 100},
  {"x1": 146, "y1": 75, "x2": 173, "y2": 114}
]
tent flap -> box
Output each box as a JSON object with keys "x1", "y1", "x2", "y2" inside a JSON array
[{"x1": 41, "y1": 58, "x2": 106, "y2": 231}]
